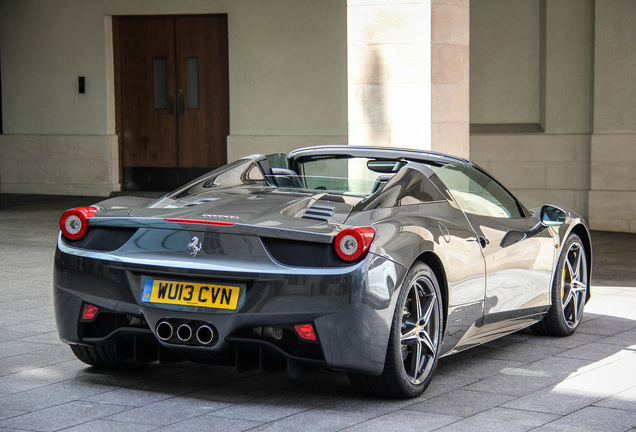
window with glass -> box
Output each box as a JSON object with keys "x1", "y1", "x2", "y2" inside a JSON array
[
  {"x1": 433, "y1": 163, "x2": 523, "y2": 218},
  {"x1": 294, "y1": 156, "x2": 404, "y2": 196}
]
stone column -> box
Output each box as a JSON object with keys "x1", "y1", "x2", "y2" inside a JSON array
[
  {"x1": 588, "y1": 1, "x2": 636, "y2": 233},
  {"x1": 347, "y1": 0, "x2": 469, "y2": 158}
]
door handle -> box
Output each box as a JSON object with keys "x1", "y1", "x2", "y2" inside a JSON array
[{"x1": 477, "y1": 236, "x2": 489, "y2": 248}]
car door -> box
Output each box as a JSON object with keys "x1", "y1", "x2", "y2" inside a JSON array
[{"x1": 433, "y1": 162, "x2": 556, "y2": 324}]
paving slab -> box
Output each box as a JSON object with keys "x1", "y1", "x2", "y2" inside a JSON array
[
  {"x1": 152, "y1": 415, "x2": 261, "y2": 432},
  {"x1": 1, "y1": 195, "x2": 635, "y2": 432},
  {"x1": 433, "y1": 407, "x2": 559, "y2": 432},
  {"x1": 534, "y1": 406, "x2": 636, "y2": 432}
]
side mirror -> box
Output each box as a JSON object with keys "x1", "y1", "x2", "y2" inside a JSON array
[{"x1": 540, "y1": 205, "x2": 568, "y2": 227}]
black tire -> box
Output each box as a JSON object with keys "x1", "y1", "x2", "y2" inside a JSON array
[
  {"x1": 349, "y1": 262, "x2": 443, "y2": 398},
  {"x1": 532, "y1": 234, "x2": 588, "y2": 336},
  {"x1": 71, "y1": 343, "x2": 138, "y2": 368}
]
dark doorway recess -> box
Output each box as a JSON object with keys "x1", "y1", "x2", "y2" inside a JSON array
[{"x1": 114, "y1": 15, "x2": 230, "y2": 191}]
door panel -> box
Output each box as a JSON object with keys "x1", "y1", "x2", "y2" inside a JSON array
[
  {"x1": 117, "y1": 17, "x2": 177, "y2": 168},
  {"x1": 466, "y1": 214, "x2": 556, "y2": 321},
  {"x1": 432, "y1": 161, "x2": 557, "y2": 324},
  {"x1": 115, "y1": 15, "x2": 229, "y2": 191},
  {"x1": 176, "y1": 16, "x2": 229, "y2": 169}
]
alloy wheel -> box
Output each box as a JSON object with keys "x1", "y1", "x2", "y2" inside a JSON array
[
  {"x1": 561, "y1": 240, "x2": 587, "y2": 329},
  {"x1": 400, "y1": 277, "x2": 440, "y2": 385}
]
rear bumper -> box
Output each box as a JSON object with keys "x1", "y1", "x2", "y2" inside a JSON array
[{"x1": 53, "y1": 243, "x2": 406, "y2": 375}]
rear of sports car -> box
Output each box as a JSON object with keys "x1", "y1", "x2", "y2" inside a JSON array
[{"x1": 53, "y1": 188, "x2": 405, "y2": 377}]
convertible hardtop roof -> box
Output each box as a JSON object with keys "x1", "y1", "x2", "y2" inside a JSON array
[{"x1": 288, "y1": 145, "x2": 471, "y2": 166}]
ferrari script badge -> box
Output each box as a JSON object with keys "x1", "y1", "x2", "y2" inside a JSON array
[{"x1": 188, "y1": 237, "x2": 202, "y2": 257}]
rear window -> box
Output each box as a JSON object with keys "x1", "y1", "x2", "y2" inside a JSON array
[{"x1": 267, "y1": 155, "x2": 407, "y2": 197}]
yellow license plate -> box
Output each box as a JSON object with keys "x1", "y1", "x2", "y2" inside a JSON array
[{"x1": 141, "y1": 278, "x2": 241, "y2": 310}]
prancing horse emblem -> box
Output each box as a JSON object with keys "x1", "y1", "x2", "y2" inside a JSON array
[{"x1": 188, "y1": 237, "x2": 202, "y2": 257}]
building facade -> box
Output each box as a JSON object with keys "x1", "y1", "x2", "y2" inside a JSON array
[{"x1": 0, "y1": 0, "x2": 635, "y2": 232}]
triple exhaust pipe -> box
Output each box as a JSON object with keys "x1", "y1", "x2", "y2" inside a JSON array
[{"x1": 156, "y1": 320, "x2": 215, "y2": 346}]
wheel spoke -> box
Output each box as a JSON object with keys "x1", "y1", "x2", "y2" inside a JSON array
[
  {"x1": 419, "y1": 295, "x2": 437, "y2": 354},
  {"x1": 565, "y1": 257, "x2": 575, "y2": 282},
  {"x1": 420, "y1": 328, "x2": 435, "y2": 354},
  {"x1": 413, "y1": 284, "x2": 423, "y2": 323},
  {"x1": 571, "y1": 290, "x2": 581, "y2": 324},
  {"x1": 420, "y1": 294, "x2": 436, "y2": 327},
  {"x1": 573, "y1": 258, "x2": 581, "y2": 283},
  {"x1": 410, "y1": 337, "x2": 423, "y2": 378},
  {"x1": 562, "y1": 287, "x2": 574, "y2": 312},
  {"x1": 571, "y1": 281, "x2": 586, "y2": 322}
]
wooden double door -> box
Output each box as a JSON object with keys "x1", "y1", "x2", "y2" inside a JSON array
[{"x1": 114, "y1": 15, "x2": 229, "y2": 191}]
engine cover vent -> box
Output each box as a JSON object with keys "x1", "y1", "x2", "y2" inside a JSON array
[{"x1": 302, "y1": 204, "x2": 336, "y2": 222}]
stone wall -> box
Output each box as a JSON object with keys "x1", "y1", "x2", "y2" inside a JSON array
[
  {"x1": 347, "y1": 0, "x2": 469, "y2": 158},
  {"x1": 0, "y1": 134, "x2": 119, "y2": 196},
  {"x1": 587, "y1": 2, "x2": 636, "y2": 233},
  {"x1": 470, "y1": 134, "x2": 590, "y2": 217},
  {"x1": 227, "y1": 135, "x2": 348, "y2": 164},
  {"x1": 0, "y1": 0, "x2": 346, "y2": 196},
  {"x1": 589, "y1": 134, "x2": 636, "y2": 233}
]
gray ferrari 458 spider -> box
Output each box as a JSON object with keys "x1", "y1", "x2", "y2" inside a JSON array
[{"x1": 54, "y1": 145, "x2": 592, "y2": 398}]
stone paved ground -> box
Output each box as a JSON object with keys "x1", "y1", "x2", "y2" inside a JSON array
[{"x1": 1, "y1": 195, "x2": 635, "y2": 432}]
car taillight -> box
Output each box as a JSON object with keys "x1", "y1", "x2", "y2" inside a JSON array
[
  {"x1": 294, "y1": 323, "x2": 317, "y2": 341},
  {"x1": 81, "y1": 303, "x2": 99, "y2": 321},
  {"x1": 60, "y1": 207, "x2": 98, "y2": 240},
  {"x1": 334, "y1": 227, "x2": 375, "y2": 262}
]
